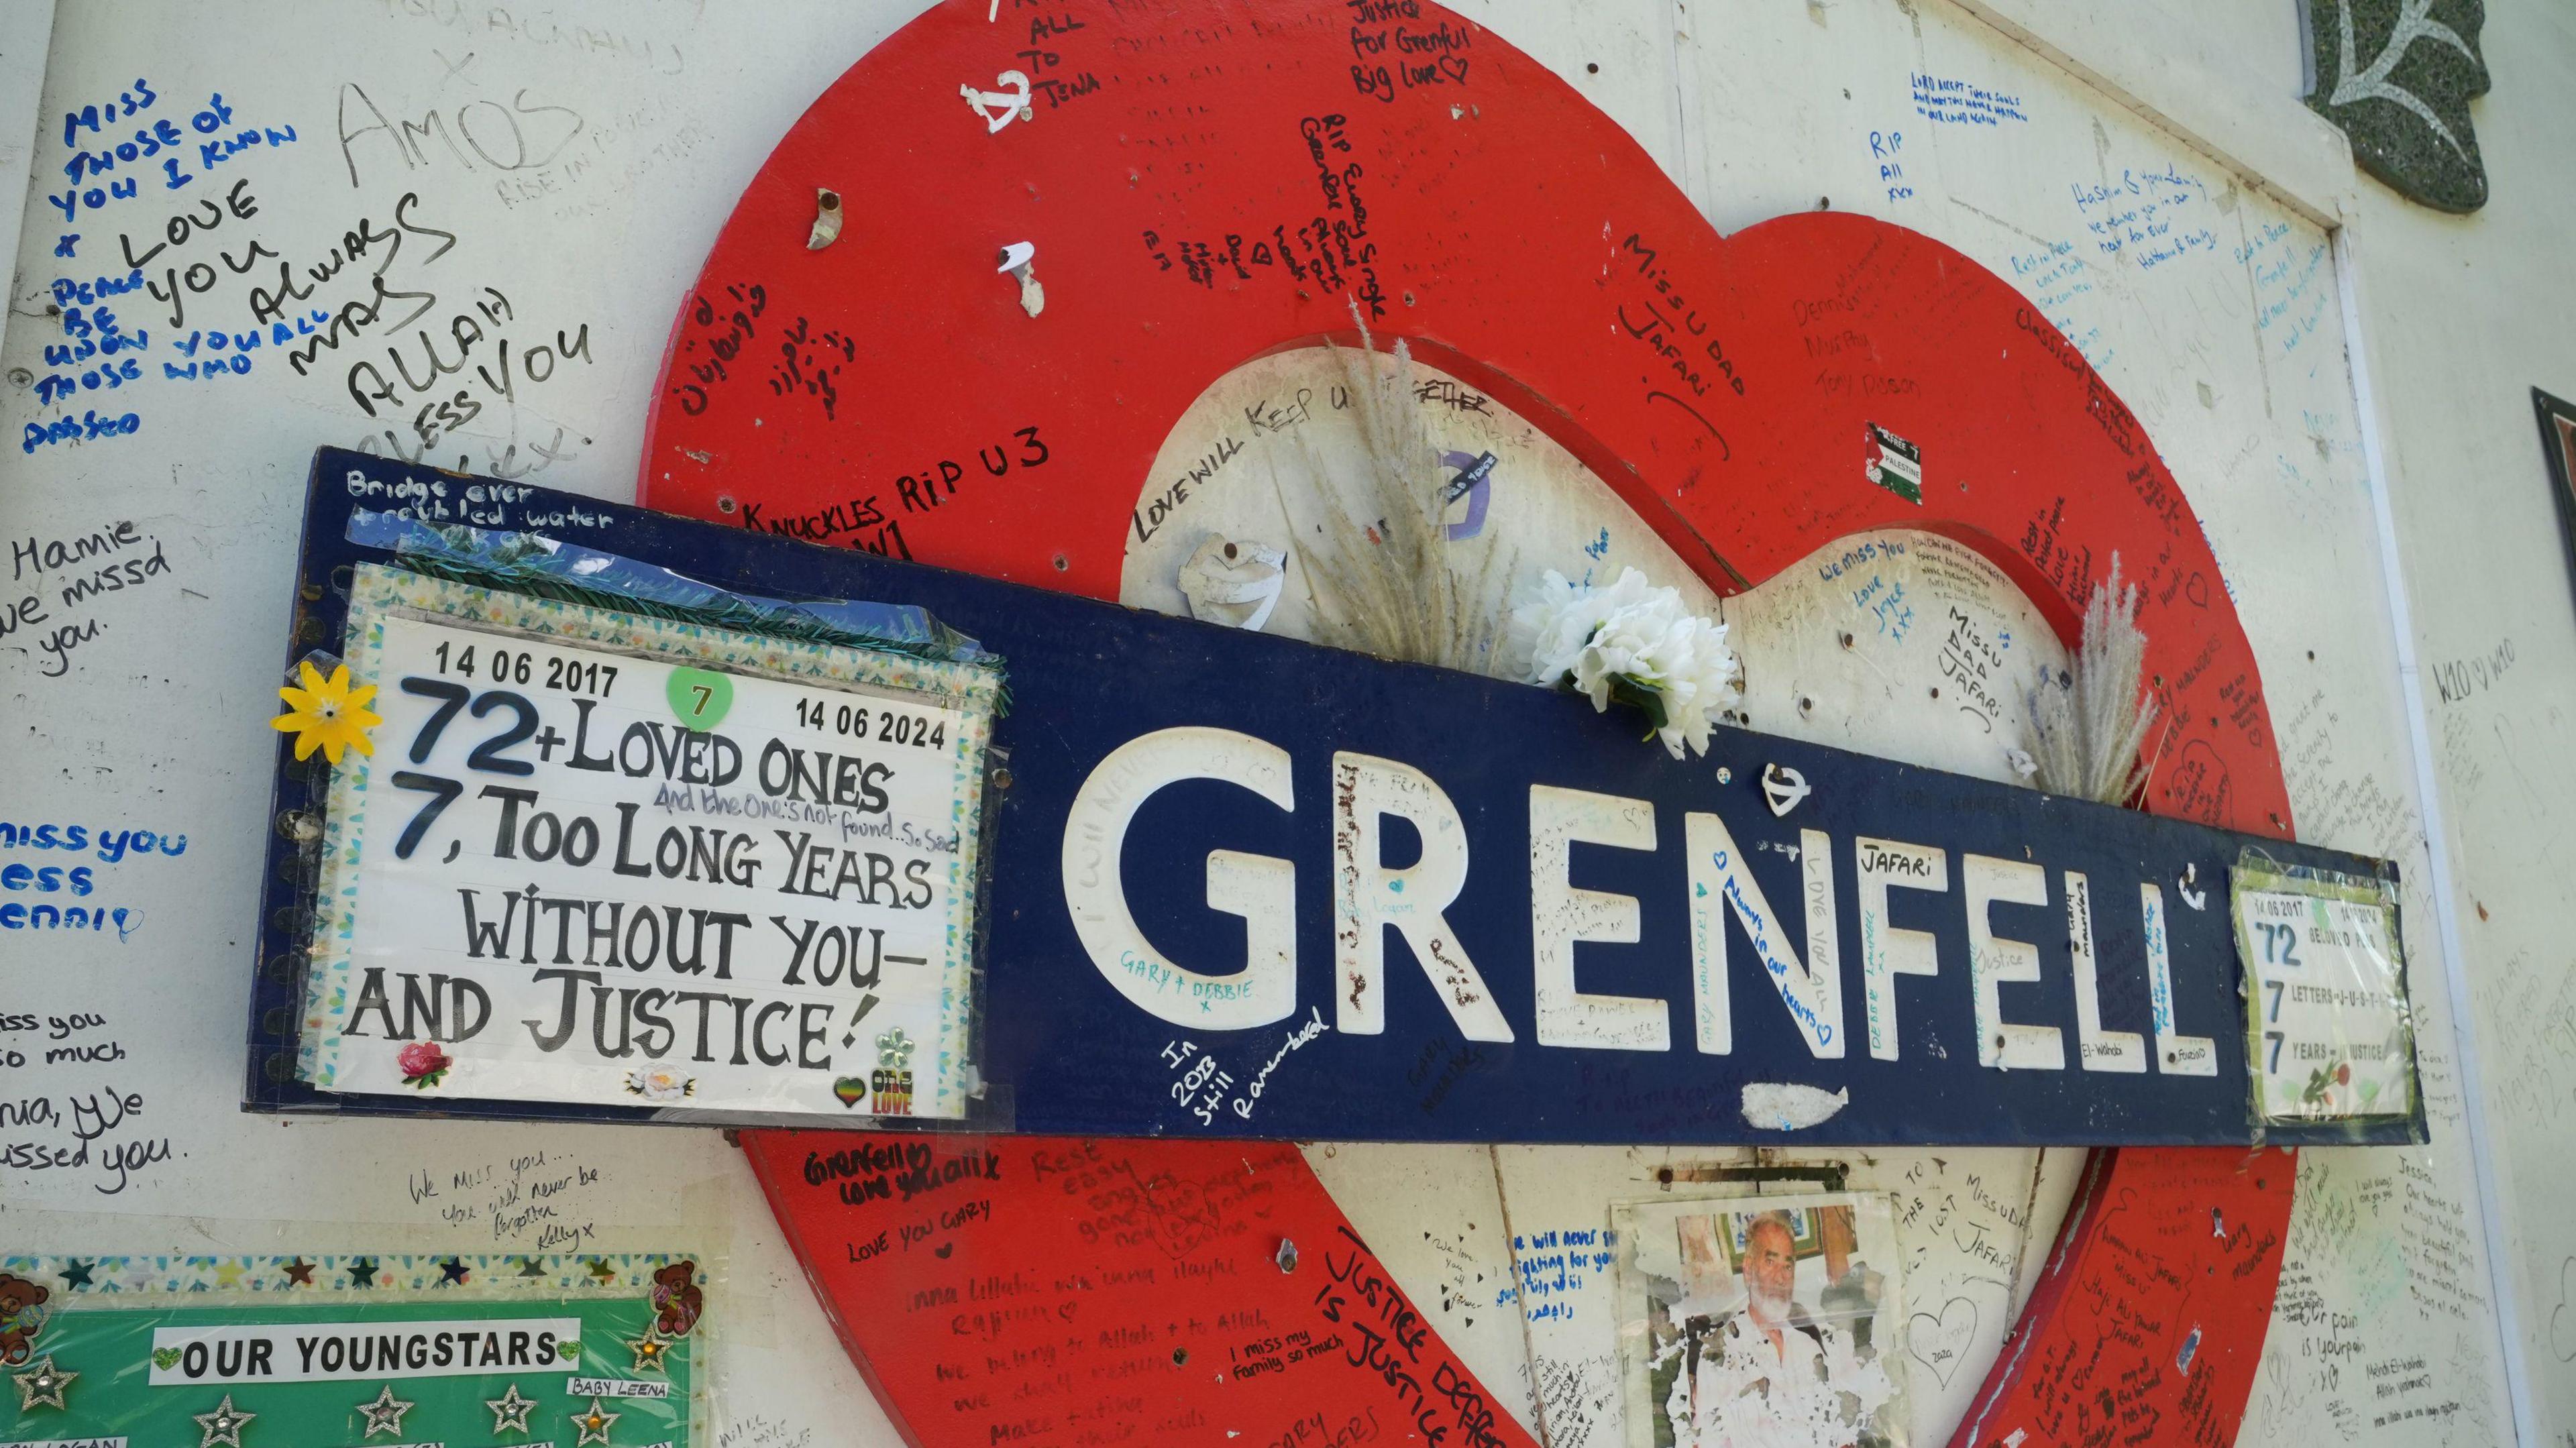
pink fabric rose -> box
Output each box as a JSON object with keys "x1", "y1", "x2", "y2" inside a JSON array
[{"x1": 397, "y1": 1041, "x2": 452, "y2": 1088}]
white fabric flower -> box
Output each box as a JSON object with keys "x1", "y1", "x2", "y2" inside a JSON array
[
  {"x1": 627, "y1": 1066, "x2": 694, "y2": 1102},
  {"x1": 1513, "y1": 567, "x2": 1740, "y2": 759}
]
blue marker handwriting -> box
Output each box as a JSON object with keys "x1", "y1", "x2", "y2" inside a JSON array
[
  {"x1": 2006, "y1": 239, "x2": 2091, "y2": 311},
  {"x1": 2252, "y1": 235, "x2": 2332, "y2": 357},
  {"x1": 1868, "y1": 129, "x2": 1914, "y2": 203},
  {"x1": 2070, "y1": 164, "x2": 2216, "y2": 270},
  {"x1": 1911, "y1": 73, "x2": 2027, "y2": 126},
  {"x1": 1815, "y1": 537, "x2": 1906, "y2": 585},
  {"x1": 0, "y1": 823, "x2": 183, "y2": 939},
  {"x1": 50, "y1": 89, "x2": 294, "y2": 225},
  {"x1": 1499, "y1": 1226, "x2": 1618, "y2": 1323},
  {"x1": 32, "y1": 93, "x2": 308, "y2": 461},
  {"x1": 1853, "y1": 575, "x2": 1914, "y2": 641},
  {"x1": 51, "y1": 77, "x2": 164, "y2": 211},
  {"x1": 30, "y1": 85, "x2": 301, "y2": 461},
  {"x1": 2004, "y1": 241, "x2": 2113, "y2": 371},
  {"x1": 0, "y1": 823, "x2": 187, "y2": 862},
  {"x1": 21, "y1": 410, "x2": 139, "y2": 456}
]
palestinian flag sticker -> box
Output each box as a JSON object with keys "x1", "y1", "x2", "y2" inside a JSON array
[{"x1": 1864, "y1": 421, "x2": 1924, "y2": 502}]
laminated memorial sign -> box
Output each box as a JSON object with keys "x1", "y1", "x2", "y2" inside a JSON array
[
  {"x1": 0, "y1": 1254, "x2": 704, "y2": 1448},
  {"x1": 250, "y1": 453, "x2": 2424, "y2": 1146},
  {"x1": 287, "y1": 559, "x2": 1000, "y2": 1123},
  {"x1": 2231, "y1": 853, "x2": 2420, "y2": 1127}
]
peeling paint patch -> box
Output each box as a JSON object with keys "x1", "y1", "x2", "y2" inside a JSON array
[
  {"x1": 1740, "y1": 1080, "x2": 1849, "y2": 1129},
  {"x1": 999, "y1": 241, "x2": 1045, "y2": 317},
  {"x1": 807, "y1": 188, "x2": 844, "y2": 250},
  {"x1": 1177, "y1": 536, "x2": 1287, "y2": 630}
]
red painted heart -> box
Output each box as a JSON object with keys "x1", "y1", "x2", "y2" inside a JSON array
[{"x1": 642, "y1": 3, "x2": 2297, "y2": 1444}]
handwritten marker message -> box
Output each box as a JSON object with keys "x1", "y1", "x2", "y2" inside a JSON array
[
  {"x1": 298, "y1": 567, "x2": 997, "y2": 1119},
  {"x1": 568, "y1": 1376, "x2": 674, "y2": 1398},
  {"x1": 747, "y1": 1134, "x2": 1535, "y2": 1448},
  {"x1": 2235, "y1": 867, "x2": 2416, "y2": 1121}
]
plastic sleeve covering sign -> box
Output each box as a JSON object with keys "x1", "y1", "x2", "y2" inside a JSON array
[
  {"x1": 294, "y1": 565, "x2": 995, "y2": 1120},
  {"x1": 741, "y1": 1133, "x2": 1534, "y2": 1448},
  {"x1": 2231, "y1": 856, "x2": 2418, "y2": 1126}
]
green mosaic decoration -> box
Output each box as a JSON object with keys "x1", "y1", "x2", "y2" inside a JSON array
[{"x1": 2305, "y1": 0, "x2": 2490, "y2": 213}]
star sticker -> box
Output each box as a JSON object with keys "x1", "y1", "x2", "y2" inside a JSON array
[
  {"x1": 355, "y1": 1384, "x2": 415, "y2": 1438},
  {"x1": 570, "y1": 1396, "x2": 621, "y2": 1447},
  {"x1": 438, "y1": 1258, "x2": 470, "y2": 1286},
  {"x1": 584, "y1": 1259, "x2": 617, "y2": 1286},
  {"x1": 625, "y1": 1326, "x2": 672, "y2": 1374},
  {"x1": 58, "y1": 1260, "x2": 93, "y2": 1289},
  {"x1": 347, "y1": 1258, "x2": 378, "y2": 1288},
  {"x1": 282, "y1": 1260, "x2": 315, "y2": 1286},
  {"x1": 515, "y1": 1257, "x2": 547, "y2": 1279},
  {"x1": 485, "y1": 1382, "x2": 540, "y2": 1435},
  {"x1": 213, "y1": 1262, "x2": 246, "y2": 1287},
  {"x1": 13, "y1": 1355, "x2": 76, "y2": 1411},
  {"x1": 193, "y1": 1393, "x2": 256, "y2": 1448}
]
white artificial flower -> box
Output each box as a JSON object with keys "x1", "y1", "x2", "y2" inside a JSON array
[
  {"x1": 1513, "y1": 567, "x2": 1740, "y2": 759},
  {"x1": 627, "y1": 1066, "x2": 694, "y2": 1103}
]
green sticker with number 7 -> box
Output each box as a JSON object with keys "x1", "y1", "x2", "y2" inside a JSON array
[{"x1": 666, "y1": 667, "x2": 736, "y2": 732}]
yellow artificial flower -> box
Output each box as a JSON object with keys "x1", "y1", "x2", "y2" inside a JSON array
[{"x1": 270, "y1": 660, "x2": 382, "y2": 765}]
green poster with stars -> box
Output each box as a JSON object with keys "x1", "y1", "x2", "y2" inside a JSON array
[{"x1": 1, "y1": 1254, "x2": 703, "y2": 1448}]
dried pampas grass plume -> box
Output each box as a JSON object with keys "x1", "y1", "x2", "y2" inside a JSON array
[
  {"x1": 2022, "y1": 554, "x2": 2165, "y2": 805},
  {"x1": 1291, "y1": 299, "x2": 1514, "y2": 674}
]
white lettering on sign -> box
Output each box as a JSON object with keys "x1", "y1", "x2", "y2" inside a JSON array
[
  {"x1": 1063, "y1": 726, "x2": 1296, "y2": 1030},
  {"x1": 298, "y1": 567, "x2": 994, "y2": 1118},
  {"x1": 1964, "y1": 854, "x2": 2064, "y2": 1070},
  {"x1": 1529, "y1": 786, "x2": 1664, "y2": 1050},
  {"x1": 1332, "y1": 753, "x2": 1511, "y2": 1042},
  {"x1": 1056, "y1": 726, "x2": 2235, "y2": 1080},
  {"x1": 1686, "y1": 812, "x2": 1844, "y2": 1057},
  {"x1": 2145, "y1": 883, "x2": 2216, "y2": 1076},
  {"x1": 1855, "y1": 836, "x2": 1945, "y2": 1061},
  {"x1": 147, "y1": 1319, "x2": 579, "y2": 1384},
  {"x1": 2066, "y1": 871, "x2": 2144, "y2": 1072}
]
